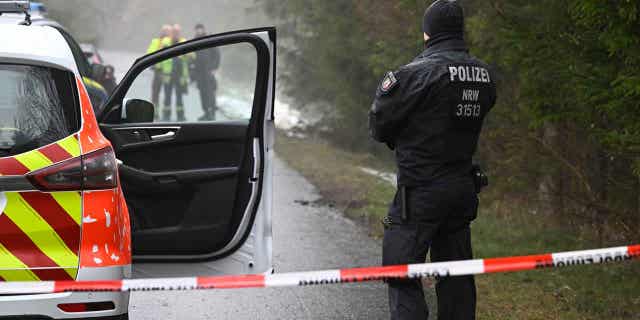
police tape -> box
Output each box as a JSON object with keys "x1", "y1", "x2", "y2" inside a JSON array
[{"x1": 0, "y1": 244, "x2": 638, "y2": 294}]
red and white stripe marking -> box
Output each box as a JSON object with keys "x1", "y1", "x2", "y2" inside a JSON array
[{"x1": 1, "y1": 244, "x2": 638, "y2": 295}]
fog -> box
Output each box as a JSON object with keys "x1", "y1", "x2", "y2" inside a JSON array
[
  {"x1": 39, "y1": 0, "x2": 305, "y2": 128},
  {"x1": 43, "y1": 0, "x2": 274, "y2": 50}
]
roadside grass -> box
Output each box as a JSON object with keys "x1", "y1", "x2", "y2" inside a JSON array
[
  {"x1": 474, "y1": 207, "x2": 640, "y2": 319},
  {"x1": 275, "y1": 132, "x2": 395, "y2": 237},
  {"x1": 275, "y1": 131, "x2": 640, "y2": 320}
]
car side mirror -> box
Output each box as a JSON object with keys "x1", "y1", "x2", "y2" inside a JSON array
[
  {"x1": 91, "y1": 63, "x2": 105, "y2": 80},
  {"x1": 124, "y1": 99, "x2": 155, "y2": 123}
]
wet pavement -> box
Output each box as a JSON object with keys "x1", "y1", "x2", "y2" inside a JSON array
[{"x1": 128, "y1": 156, "x2": 389, "y2": 319}]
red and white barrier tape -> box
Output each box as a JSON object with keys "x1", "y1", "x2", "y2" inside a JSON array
[{"x1": 1, "y1": 244, "x2": 638, "y2": 294}]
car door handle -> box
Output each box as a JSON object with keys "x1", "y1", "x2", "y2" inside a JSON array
[{"x1": 150, "y1": 131, "x2": 176, "y2": 141}]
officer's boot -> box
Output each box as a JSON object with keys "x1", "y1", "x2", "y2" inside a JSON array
[
  {"x1": 176, "y1": 105, "x2": 186, "y2": 122},
  {"x1": 162, "y1": 106, "x2": 171, "y2": 122}
]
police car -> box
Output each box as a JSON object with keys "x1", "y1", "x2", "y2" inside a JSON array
[
  {"x1": 0, "y1": 1, "x2": 113, "y2": 114},
  {"x1": 0, "y1": 1, "x2": 275, "y2": 319},
  {"x1": 28, "y1": 1, "x2": 45, "y2": 15}
]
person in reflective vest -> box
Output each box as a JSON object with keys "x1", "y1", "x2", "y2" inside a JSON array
[
  {"x1": 147, "y1": 24, "x2": 172, "y2": 118},
  {"x1": 161, "y1": 24, "x2": 191, "y2": 122}
]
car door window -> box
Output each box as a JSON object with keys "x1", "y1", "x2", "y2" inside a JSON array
[
  {"x1": 98, "y1": 33, "x2": 273, "y2": 266},
  {"x1": 123, "y1": 43, "x2": 257, "y2": 123}
]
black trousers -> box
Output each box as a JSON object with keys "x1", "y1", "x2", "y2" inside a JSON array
[
  {"x1": 197, "y1": 76, "x2": 217, "y2": 119},
  {"x1": 151, "y1": 70, "x2": 163, "y2": 107},
  {"x1": 163, "y1": 80, "x2": 184, "y2": 109},
  {"x1": 383, "y1": 180, "x2": 478, "y2": 320}
]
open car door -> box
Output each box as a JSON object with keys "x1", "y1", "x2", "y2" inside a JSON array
[{"x1": 98, "y1": 28, "x2": 275, "y2": 277}]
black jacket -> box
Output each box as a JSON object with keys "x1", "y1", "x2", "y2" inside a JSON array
[
  {"x1": 192, "y1": 47, "x2": 221, "y2": 84},
  {"x1": 369, "y1": 39, "x2": 497, "y2": 187}
]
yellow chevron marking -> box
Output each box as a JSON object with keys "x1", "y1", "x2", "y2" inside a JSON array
[
  {"x1": 51, "y1": 192, "x2": 82, "y2": 225},
  {"x1": 57, "y1": 136, "x2": 81, "y2": 158},
  {"x1": 0, "y1": 243, "x2": 39, "y2": 281},
  {"x1": 3, "y1": 193, "x2": 78, "y2": 278},
  {"x1": 63, "y1": 268, "x2": 78, "y2": 279},
  {"x1": 14, "y1": 150, "x2": 53, "y2": 172}
]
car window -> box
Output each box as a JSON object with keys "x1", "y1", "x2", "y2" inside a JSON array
[
  {"x1": 57, "y1": 28, "x2": 92, "y2": 78},
  {"x1": 0, "y1": 64, "x2": 79, "y2": 157},
  {"x1": 123, "y1": 43, "x2": 256, "y2": 123}
]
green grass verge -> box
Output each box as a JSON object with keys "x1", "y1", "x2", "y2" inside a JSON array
[
  {"x1": 275, "y1": 132, "x2": 396, "y2": 237},
  {"x1": 276, "y1": 132, "x2": 640, "y2": 319}
]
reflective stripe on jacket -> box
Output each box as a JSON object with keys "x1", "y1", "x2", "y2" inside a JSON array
[{"x1": 158, "y1": 37, "x2": 191, "y2": 85}]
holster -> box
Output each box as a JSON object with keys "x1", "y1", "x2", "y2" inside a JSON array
[{"x1": 381, "y1": 186, "x2": 409, "y2": 229}]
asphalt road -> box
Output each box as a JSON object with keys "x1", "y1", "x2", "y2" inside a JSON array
[{"x1": 128, "y1": 156, "x2": 389, "y2": 319}]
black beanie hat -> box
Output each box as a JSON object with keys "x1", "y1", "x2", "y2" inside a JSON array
[{"x1": 422, "y1": 0, "x2": 465, "y2": 37}]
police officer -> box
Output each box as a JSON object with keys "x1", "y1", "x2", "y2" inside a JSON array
[
  {"x1": 369, "y1": 1, "x2": 496, "y2": 319},
  {"x1": 191, "y1": 23, "x2": 221, "y2": 121}
]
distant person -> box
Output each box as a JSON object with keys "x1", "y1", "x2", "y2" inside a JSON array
[
  {"x1": 99, "y1": 65, "x2": 117, "y2": 94},
  {"x1": 146, "y1": 24, "x2": 172, "y2": 55},
  {"x1": 369, "y1": 1, "x2": 497, "y2": 319},
  {"x1": 161, "y1": 24, "x2": 190, "y2": 121},
  {"x1": 147, "y1": 24, "x2": 172, "y2": 118},
  {"x1": 191, "y1": 23, "x2": 221, "y2": 121}
]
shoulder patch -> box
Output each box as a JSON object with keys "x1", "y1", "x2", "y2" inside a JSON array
[{"x1": 379, "y1": 71, "x2": 398, "y2": 94}]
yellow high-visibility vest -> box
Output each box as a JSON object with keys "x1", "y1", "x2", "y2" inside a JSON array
[
  {"x1": 158, "y1": 38, "x2": 191, "y2": 85},
  {"x1": 147, "y1": 37, "x2": 163, "y2": 54}
]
